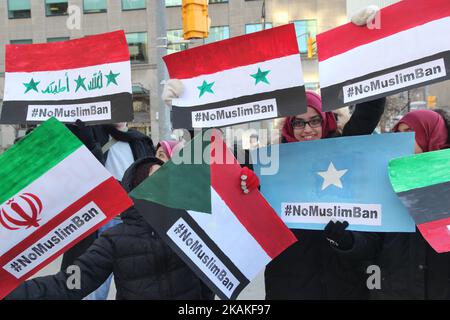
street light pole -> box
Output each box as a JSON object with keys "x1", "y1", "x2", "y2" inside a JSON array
[{"x1": 155, "y1": 0, "x2": 171, "y2": 141}]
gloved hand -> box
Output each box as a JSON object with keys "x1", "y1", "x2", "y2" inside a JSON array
[
  {"x1": 351, "y1": 5, "x2": 380, "y2": 27},
  {"x1": 324, "y1": 220, "x2": 354, "y2": 250},
  {"x1": 240, "y1": 166, "x2": 260, "y2": 194},
  {"x1": 162, "y1": 79, "x2": 184, "y2": 107},
  {"x1": 66, "y1": 119, "x2": 96, "y2": 150}
]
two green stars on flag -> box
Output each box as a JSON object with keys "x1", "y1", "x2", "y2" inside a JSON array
[
  {"x1": 197, "y1": 67, "x2": 271, "y2": 98},
  {"x1": 23, "y1": 70, "x2": 120, "y2": 94}
]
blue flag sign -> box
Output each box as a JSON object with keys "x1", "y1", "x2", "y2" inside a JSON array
[{"x1": 251, "y1": 133, "x2": 416, "y2": 232}]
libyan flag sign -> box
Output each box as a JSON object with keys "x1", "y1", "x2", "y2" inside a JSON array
[
  {"x1": 1, "y1": 31, "x2": 133, "y2": 124},
  {"x1": 130, "y1": 130, "x2": 297, "y2": 300},
  {"x1": 0, "y1": 118, "x2": 132, "y2": 299},
  {"x1": 389, "y1": 148, "x2": 450, "y2": 253}
]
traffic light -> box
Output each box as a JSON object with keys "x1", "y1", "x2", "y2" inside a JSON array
[
  {"x1": 182, "y1": 0, "x2": 210, "y2": 40},
  {"x1": 427, "y1": 95, "x2": 437, "y2": 109},
  {"x1": 307, "y1": 36, "x2": 315, "y2": 59}
]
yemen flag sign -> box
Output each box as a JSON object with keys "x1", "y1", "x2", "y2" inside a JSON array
[
  {"x1": 163, "y1": 24, "x2": 306, "y2": 129},
  {"x1": 0, "y1": 118, "x2": 132, "y2": 299},
  {"x1": 318, "y1": 0, "x2": 450, "y2": 111},
  {"x1": 1, "y1": 31, "x2": 133, "y2": 124},
  {"x1": 389, "y1": 148, "x2": 450, "y2": 253},
  {"x1": 130, "y1": 130, "x2": 297, "y2": 299}
]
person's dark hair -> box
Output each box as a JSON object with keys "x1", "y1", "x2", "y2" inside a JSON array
[
  {"x1": 132, "y1": 162, "x2": 157, "y2": 189},
  {"x1": 434, "y1": 108, "x2": 450, "y2": 145}
]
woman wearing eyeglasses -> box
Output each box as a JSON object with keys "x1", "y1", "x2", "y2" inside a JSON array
[{"x1": 259, "y1": 91, "x2": 386, "y2": 300}]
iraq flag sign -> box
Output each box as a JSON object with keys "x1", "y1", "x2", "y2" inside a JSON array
[
  {"x1": 1, "y1": 31, "x2": 133, "y2": 124},
  {"x1": 251, "y1": 133, "x2": 416, "y2": 232},
  {"x1": 318, "y1": 0, "x2": 450, "y2": 111},
  {"x1": 163, "y1": 24, "x2": 306, "y2": 129},
  {"x1": 130, "y1": 130, "x2": 297, "y2": 300},
  {"x1": 389, "y1": 148, "x2": 450, "y2": 253}
]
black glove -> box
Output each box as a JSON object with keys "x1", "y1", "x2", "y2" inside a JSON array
[
  {"x1": 323, "y1": 220, "x2": 354, "y2": 250},
  {"x1": 66, "y1": 119, "x2": 96, "y2": 150}
]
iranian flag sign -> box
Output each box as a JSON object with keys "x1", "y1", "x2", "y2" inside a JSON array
[
  {"x1": 1, "y1": 31, "x2": 133, "y2": 124},
  {"x1": 163, "y1": 24, "x2": 306, "y2": 129},
  {"x1": 130, "y1": 130, "x2": 297, "y2": 299},
  {"x1": 389, "y1": 148, "x2": 450, "y2": 253},
  {"x1": 0, "y1": 118, "x2": 132, "y2": 299},
  {"x1": 318, "y1": 0, "x2": 450, "y2": 111}
]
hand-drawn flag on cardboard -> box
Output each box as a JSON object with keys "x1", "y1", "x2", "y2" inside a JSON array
[
  {"x1": 251, "y1": 133, "x2": 416, "y2": 232},
  {"x1": 389, "y1": 148, "x2": 450, "y2": 253},
  {"x1": 317, "y1": 0, "x2": 450, "y2": 111},
  {"x1": 0, "y1": 118, "x2": 133, "y2": 299},
  {"x1": 130, "y1": 130, "x2": 297, "y2": 299},
  {"x1": 1, "y1": 31, "x2": 133, "y2": 124},
  {"x1": 163, "y1": 24, "x2": 306, "y2": 129}
]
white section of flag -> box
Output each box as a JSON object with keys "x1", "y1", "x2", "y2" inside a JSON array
[
  {"x1": 4, "y1": 61, "x2": 132, "y2": 101},
  {"x1": 167, "y1": 217, "x2": 240, "y2": 299},
  {"x1": 0, "y1": 146, "x2": 111, "y2": 256},
  {"x1": 319, "y1": 17, "x2": 450, "y2": 88},
  {"x1": 173, "y1": 54, "x2": 304, "y2": 107},
  {"x1": 188, "y1": 187, "x2": 271, "y2": 281},
  {"x1": 3, "y1": 202, "x2": 106, "y2": 278}
]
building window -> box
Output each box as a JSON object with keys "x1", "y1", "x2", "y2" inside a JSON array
[
  {"x1": 126, "y1": 32, "x2": 148, "y2": 64},
  {"x1": 293, "y1": 20, "x2": 317, "y2": 55},
  {"x1": 84, "y1": 0, "x2": 107, "y2": 13},
  {"x1": 47, "y1": 37, "x2": 70, "y2": 42},
  {"x1": 10, "y1": 39, "x2": 33, "y2": 44},
  {"x1": 167, "y1": 29, "x2": 188, "y2": 55},
  {"x1": 8, "y1": 0, "x2": 31, "y2": 19},
  {"x1": 305, "y1": 82, "x2": 320, "y2": 93},
  {"x1": 122, "y1": 0, "x2": 146, "y2": 10},
  {"x1": 204, "y1": 26, "x2": 229, "y2": 44},
  {"x1": 166, "y1": 0, "x2": 181, "y2": 7},
  {"x1": 45, "y1": 0, "x2": 68, "y2": 16},
  {"x1": 245, "y1": 23, "x2": 273, "y2": 34}
]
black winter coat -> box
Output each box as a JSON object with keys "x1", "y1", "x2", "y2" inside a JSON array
[
  {"x1": 370, "y1": 231, "x2": 450, "y2": 299},
  {"x1": 265, "y1": 98, "x2": 385, "y2": 300}
]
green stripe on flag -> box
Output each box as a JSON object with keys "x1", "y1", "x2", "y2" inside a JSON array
[
  {"x1": 388, "y1": 148, "x2": 450, "y2": 193},
  {"x1": 130, "y1": 131, "x2": 211, "y2": 213},
  {"x1": 0, "y1": 117, "x2": 82, "y2": 205}
]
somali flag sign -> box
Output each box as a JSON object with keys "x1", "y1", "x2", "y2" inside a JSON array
[
  {"x1": 1, "y1": 31, "x2": 132, "y2": 124},
  {"x1": 251, "y1": 133, "x2": 416, "y2": 232},
  {"x1": 389, "y1": 148, "x2": 450, "y2": 253}
]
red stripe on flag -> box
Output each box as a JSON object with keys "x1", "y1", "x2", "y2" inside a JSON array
[
  {"x1": 163, "y1": 24, "x2": 299, "y2": 79},
  {"x1": 417, "y1": 217, "x2": 450, "y2": 254},
  {"x1": 6, "y1": 31, "x2": 130, "y2": 73},
  {"x1": 317, "y1": 0, "x2": 450, "y2": 62},
  {"x1": 209, "y1": 130, "x2": 297, "y2": 260},
  {"x1": 0, "y1": 177, "x2": 132, "y2": 299}
]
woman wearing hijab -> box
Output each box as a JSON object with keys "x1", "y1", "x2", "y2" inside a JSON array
[
  {"x1": 370, "y1": 109, "x2": 450, "y2": 299},
  {"x1": 155, "y1": 140, "x2": 182, "y2": 163},
  {"x1": 241, "y1": 91, "x2": 386, "y2": 299}
]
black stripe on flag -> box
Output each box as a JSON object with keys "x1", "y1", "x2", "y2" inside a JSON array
[
  {"x1": 133, "y1": 199, "x2": 250, "y2": 300},
  {"x1": 172, "y1": 86, "x2": 306, "y2": 129},
  {"x1": 0, "y1": 92, "x2": 133, "y2": 124},
  {"x1": 321, "y1": 51, "x2": 450, "y2": 112},
  {"x1": 397, "y1": 180, "x2": 450, "y2": 225}
]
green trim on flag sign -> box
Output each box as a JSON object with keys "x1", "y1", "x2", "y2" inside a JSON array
[
  {"x1": 130, "y1": 131, "x2": 212, "y2": 213},
  {"x1": 0, "y1": 117, "x2": 82, "y2": 205},
  {"x1": 388, "y1": 148, "x2": 450, "y2": 193}
]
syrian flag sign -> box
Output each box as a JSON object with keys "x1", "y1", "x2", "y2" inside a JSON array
[
  {"x1": 251, "y1": 133, "x2": 416, "y2": 232},
  {"x1": 1, "y1": 31, "x2": 133, "y2": 124},
  {"x1": 317, "y1": 0, "x2": 450, "y2": 111},
  {"x1": 0, "y1": 118, "x2": 132, "y2": 299},
  {"x1": 130, "y1": 130, "x2": 297, "y2": 299},
  {"x1": 389, "y1": 148, "x2": 450, "y2": 253},
  {"x1": 163, "y1": 24, "x2": 306, "y2": 129}
]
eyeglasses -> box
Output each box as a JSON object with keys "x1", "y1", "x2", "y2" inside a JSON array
[{"x1": 291, "y1": 117, "x2": 323, "y2": 129}]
